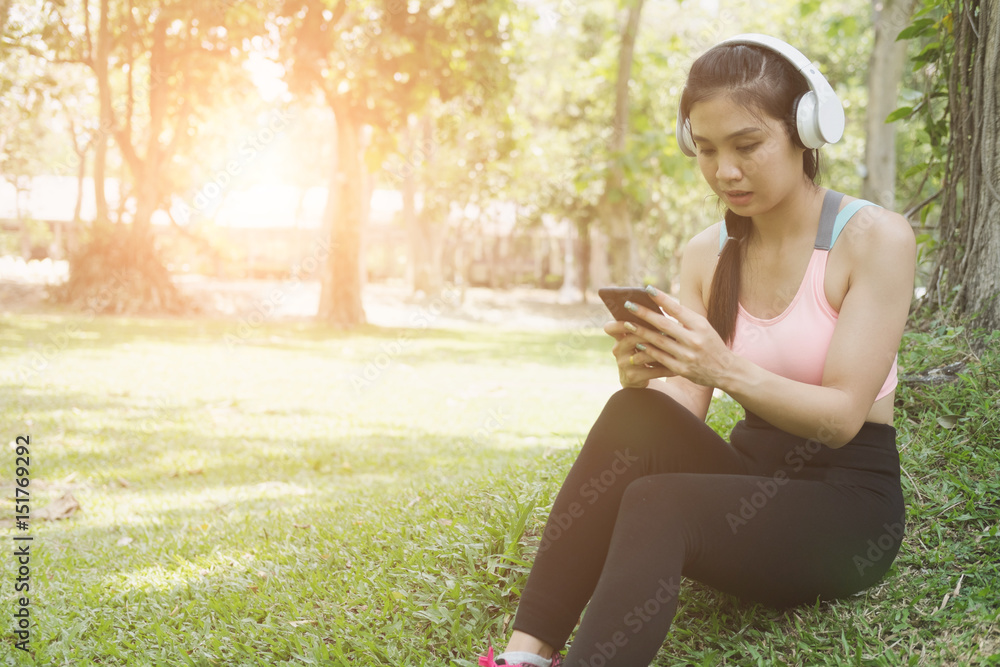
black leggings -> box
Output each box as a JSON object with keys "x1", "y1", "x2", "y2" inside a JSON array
[{"x1": 512, "y1": 388, "x2": 905, "y2": 666}]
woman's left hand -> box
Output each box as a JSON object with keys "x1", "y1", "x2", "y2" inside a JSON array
[{"x1": 623, "y1": 285, "x2": 738, "y2": 388}]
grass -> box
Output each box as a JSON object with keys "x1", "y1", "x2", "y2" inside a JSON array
[{"x1": 0, "y1": 310, "x2": 997, "y2": 666}]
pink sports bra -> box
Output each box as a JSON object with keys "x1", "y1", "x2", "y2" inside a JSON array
[{"x1": 721, "y1": 190, "x2": 898, "y2": 401}]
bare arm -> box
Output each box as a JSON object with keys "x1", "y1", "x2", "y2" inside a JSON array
[{"x1": 720, "y1": 209, "x2": 915, "y2": 445}]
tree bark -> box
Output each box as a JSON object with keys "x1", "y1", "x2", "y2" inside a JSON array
[
  {"x1": 93, "y1": 0, "x2": 111, "y2": 228},
  {"x1": 403, "y1": 113, "x2": 440, "y2": 295},
  {"x1": 862, "y1": 0, "x2": 918, "y2": 209},
  {"x1": 129, "y1": 12, "x2": 168, "y2": 242},
  {"x1": 600, "y1": 0, "x2": 644, "y2": 285},
  {"x1": 926, "y1": 0, "x2": 1000, "y2": 333},
  {"x1": 318, "y1": 105, "x2": 367, "y2": 326}
]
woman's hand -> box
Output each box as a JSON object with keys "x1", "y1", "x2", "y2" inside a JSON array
[
  {"x1": 612, "y1": 285, "x2": 738, "y2": 389},
  {"x1": 603, "y1": 319, "x2": 676, "y2": 389}
]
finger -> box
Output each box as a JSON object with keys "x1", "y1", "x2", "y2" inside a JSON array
[
  {"x1": 629, "y1": 328, "x2": 687, "y2": 372},
  {"x1": 612, "y1": 332, "x2": 650, "y2": 357},
  {"x1": 642, "y1": 285, "x2": 696, "y2": 329},
  {"x1": 625, "y1": 350, "x2": 662, "y2": 369},
  {"x1": 604, "y1": 320, "x2": 629, "y2": 339},
  {"x1": 623, "y1": 320, "x2": 684, "y2": 359},
  {"x1": 620, "y1": 363, "x2": 664, "y2": 386},
  {"x1": 623, "y1": 299, "x2": 686, "y2": 341}
]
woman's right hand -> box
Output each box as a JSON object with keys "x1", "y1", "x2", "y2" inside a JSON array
[{"x1": 603, "y1": 320, "x2": 676, "y2": 389}]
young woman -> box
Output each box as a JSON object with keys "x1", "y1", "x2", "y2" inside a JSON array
[{"x1": 477, "y1": 35, "x2": 916, "y2": 667}]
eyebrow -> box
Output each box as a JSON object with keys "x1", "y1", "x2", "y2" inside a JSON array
[{"x1": 690, "y1": 126, "x2": 762, "y2": 143}]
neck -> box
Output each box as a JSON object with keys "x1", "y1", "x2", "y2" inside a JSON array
[{"x1": 749, "y1": 180, "x2": 824, "y2": 248}]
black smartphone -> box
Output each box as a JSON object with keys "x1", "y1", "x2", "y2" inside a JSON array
[
  {"x1": 598, "y1": 286, "x2": 664, "y2": 328},
  {"x1": 598, "y1": 286, "x2": 667, "y2": 369}
]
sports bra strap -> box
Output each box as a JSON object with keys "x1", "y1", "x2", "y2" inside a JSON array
[
  {"x1": 718, "y1": 190, "x2": 881, "y2": 254},
  {"x1": 813, "y1": 190, "x2": 845, "y2": 250},
  {"x1": 824, "y1": 198, "x2": 880, "y2": 250}
]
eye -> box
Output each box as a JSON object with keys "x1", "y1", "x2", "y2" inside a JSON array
[
  {"x1": 696, "y1": 145, "x2": 716, "y2": 156},
  {"x1": 738, "y1": 143, "x2": 761, "y2": 154}
]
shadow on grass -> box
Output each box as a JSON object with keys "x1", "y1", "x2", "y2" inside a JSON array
[{"x1": 0, "y1": 313, "x2": 610, "y2": 368}]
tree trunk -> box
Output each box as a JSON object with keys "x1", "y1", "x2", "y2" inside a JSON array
[
  {"x1": 578, "y1": 218, "x2": 591, "y2": 303},
  {"x1": 93, "y1": 0, "x2": 111, "y2": 228},
  {"x1": 402, "y1": 114, "x2": 419, "y2": 290},
  {"x1": 69, "y1": 141, "x2": 86, "y2": 256},
  {"x1": 926, "y1": 0, "x2": 1000, "y2": 333},
  {"x1": 130, "y1": 13, "x2": 168, "y2": 242},
  {"x1": 16, "y1": 180, "x2": 29, "y2": 258},
  {"x1": 600, "y1": 0, "x2": 644, "y2": 285},
  {"x1": 862, "y1": 0, "x2": 918, "y2": 209},
  {"x1": 318, "y1": 107, "x2": 367, "y2": 327}
]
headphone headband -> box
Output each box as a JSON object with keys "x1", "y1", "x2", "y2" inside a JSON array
[{"x1": 675, "y1": 34, "x2": 845, "y2": 156}]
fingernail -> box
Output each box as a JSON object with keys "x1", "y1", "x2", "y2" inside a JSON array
[
  {"x1": 645, "y1": 285, "x2": 658, "y2": 296},
  {"x1": 624, "y1": 300, "x2": 638, "y2": 312},
  {"x1": 635, "y1": 343, "x2": 647, "y2": 351},
  {"x1": 623, "y1": 321, "x2": 637, "y2": 332}
]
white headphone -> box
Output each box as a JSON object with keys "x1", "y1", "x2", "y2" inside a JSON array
[{"x1": 675, "y1": 34, "x2": 845, "y2": 157}]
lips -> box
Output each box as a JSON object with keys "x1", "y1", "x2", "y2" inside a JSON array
[{"x1": 725, "y1": 190, "x2": 753, "y2": 206}]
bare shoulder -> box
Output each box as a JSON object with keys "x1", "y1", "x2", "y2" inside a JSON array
[
  {"x1": 680, "y1": 222, "x2": 723, "y2": 312},
  {"x1": 838, "y1": 199, "x2": 916, "y2": 266},
  {"x1": 683, "y1": 222, "x2": 724, "y2": 269}
]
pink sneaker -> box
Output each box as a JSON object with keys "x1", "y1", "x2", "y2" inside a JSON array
[{"x1": 477, "y1": 646, "x2": 563, "y2": 667}]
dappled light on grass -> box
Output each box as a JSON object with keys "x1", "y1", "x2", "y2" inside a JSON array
[{"x1": 2, "y1": 313, "x2": 996, "y2": 664}]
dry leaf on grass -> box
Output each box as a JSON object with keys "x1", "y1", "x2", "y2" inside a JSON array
[{"x1": 36, "y1": 492, "x2": 80, "y2": 521}]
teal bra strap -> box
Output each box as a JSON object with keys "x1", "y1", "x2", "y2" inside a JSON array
[
  {"x1": 717, "y1": 196, "x2": 880, "y2": 254},
  {"x1": 829, "y1": 199, "x2": 880, "y2": 248}
]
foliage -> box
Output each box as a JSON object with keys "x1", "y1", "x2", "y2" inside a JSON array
[{"x1": 887, "y1": 0, "x2": 954, "y2": 211}]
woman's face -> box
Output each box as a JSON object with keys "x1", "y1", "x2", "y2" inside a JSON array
[{"x1": 688, "y1": 93, "x2": 807, "y2": 216}]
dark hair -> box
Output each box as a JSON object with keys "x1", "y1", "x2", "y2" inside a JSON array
[{"x1": 679, "y1": 44, "x2": 822, "y2": 345}]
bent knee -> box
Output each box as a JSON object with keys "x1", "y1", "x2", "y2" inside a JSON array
[
  {"x1": 600, "y1": 387, "x2": 687, "y2": 426},
  {"x1": 619, "y1": 475, "x2": 687, "y2": 516}
]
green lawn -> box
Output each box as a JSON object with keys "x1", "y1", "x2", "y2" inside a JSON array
[{"x1": 0, "y1": 312, "x2": 997, "y2": 666}]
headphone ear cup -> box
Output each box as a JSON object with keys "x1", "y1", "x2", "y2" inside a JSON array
[
  {"x1": 793, "y1": 90, "x2": 824, "y2": 149},
  {"x1": 676, "y1": 111, "x2": 697, "y2": 157}
]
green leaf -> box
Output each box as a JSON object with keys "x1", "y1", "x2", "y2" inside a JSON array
[
  {"x1": 913, "y1": 41, "x2": 942, "y2": 63},
  {"x1": 896, "y1": 18, "x2": 935, "y2": 42},
  {"x1": 886, "y1": 106, "x2": 914, "y2": 123},
  {"x1": 937, "y1": 415, "x2": 961, "y2": 429}
]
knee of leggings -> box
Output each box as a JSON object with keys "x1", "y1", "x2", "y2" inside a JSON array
[
  {"x1": 619, "y1": 476, "x2": 687, "y2": 527},
  {"x1": 600, "y1": 387, "x2": 685, "y2": 428}
]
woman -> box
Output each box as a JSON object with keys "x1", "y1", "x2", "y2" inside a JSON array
[{"x1": 477, "y1": 34, "x2": 915, "y2": 667}]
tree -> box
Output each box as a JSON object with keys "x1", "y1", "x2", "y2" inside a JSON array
[
  {"x1": 45, "y1": 0, "x2": 267, "y2": 314},
  {"x1": 599, "y1": 0, "x2": 645, "y2": 286},
  {"x1": 280, "y1": 0, "x2": 516, "y2": 327},
  {"x1": 914, "y1": 0, "x2": 1000, "y2": 332},
  {"x1": 862, "y1": 0, "x2": 919, "y2": 209}
]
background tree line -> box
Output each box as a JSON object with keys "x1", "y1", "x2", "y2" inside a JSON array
[{"x1": 0, "y1": 0, "x2": 995, "y2": 331}]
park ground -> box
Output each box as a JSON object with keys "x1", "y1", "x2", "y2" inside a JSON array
[{"x1": 0, "y1": 277, "x2": 998, "y2": 665}]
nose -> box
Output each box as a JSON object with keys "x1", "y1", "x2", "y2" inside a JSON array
[{"x1": 716, "y1": 154, "x2": 742, "y2": 182}]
